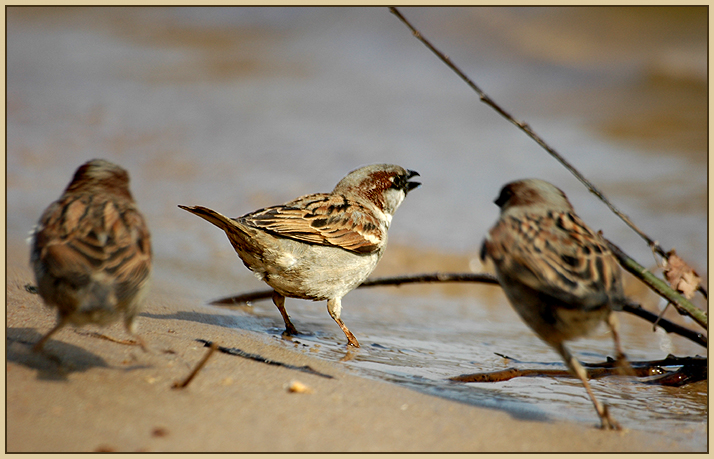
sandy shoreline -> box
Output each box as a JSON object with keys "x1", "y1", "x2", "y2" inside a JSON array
[{"x1": 5, "y1": 245, "x2": 701, "y2": 453}]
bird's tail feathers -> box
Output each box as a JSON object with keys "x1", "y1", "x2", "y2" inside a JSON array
[
  {"x1": 178, "y1": 205, "x2": 235, "y2": 231},
  {"x1": 78, "y1": 280, "x2": 117, "y2": 315}
]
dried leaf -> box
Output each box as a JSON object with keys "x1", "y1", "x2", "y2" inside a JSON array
[{"x1": 663, "y1": 250, "x2": 701, "y2": 300}]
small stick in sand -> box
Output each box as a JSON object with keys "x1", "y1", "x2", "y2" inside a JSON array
[{"x1": 172, "y1": 341, "x2": 218, "y2": 389}]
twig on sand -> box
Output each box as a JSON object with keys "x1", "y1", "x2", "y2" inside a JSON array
[{"x1": 172, "y1": 340, "x2": 218, "y2": 389}]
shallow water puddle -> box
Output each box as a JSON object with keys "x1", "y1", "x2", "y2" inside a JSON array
[{"x1": 220, "y1": 287, "x2": 706, "y2": 447}]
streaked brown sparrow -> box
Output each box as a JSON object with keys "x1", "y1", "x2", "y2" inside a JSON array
[
  {"x1": 180, "y1": 164, "x2": 420, "y2": 347},
  {"x1": 481, "y1": 178, "x2": 629, "y2": 430},
  {"x1": 30, "y1": 159, "x2": 152, "y2": 352}
]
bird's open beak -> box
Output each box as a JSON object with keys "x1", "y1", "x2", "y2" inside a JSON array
[{"x1": 406, "y1": 170, "x2": 421, "y2": 193}]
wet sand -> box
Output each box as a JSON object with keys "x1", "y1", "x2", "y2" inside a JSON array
[{"x1": 5, "y1": 244, "x2": 701, "y2": 453}]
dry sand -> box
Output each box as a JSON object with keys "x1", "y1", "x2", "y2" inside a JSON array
[{"x1": 5, "y1": 245, "x2": 700, "y2": 453}]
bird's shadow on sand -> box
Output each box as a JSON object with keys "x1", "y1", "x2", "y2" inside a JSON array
[
  {"x1": 140, "y1": 309, "x2": 320, "y2": 336},
  {"x1": 7, "y1": 327, "x2": 111, "y2": 381}
]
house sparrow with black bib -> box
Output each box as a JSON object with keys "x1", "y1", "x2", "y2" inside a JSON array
[
  {"x1": 180, "y1": 164, "x2": 420, "y2": 348},
  {"x1": 481, "y1": 178, "x2": 630, "y2": 430},
  {"x1": 31, "y1": 159, "x2": 152, "y2": 352}
]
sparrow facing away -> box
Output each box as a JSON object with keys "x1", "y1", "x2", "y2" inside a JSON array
[
  {"x1": 481, "y1": 178, "x2": 629, "y2": 430},
  {"x1": 179, "y1": 164, "x2": 420, "y2": 347},
  {"x1": 30, "y1": 159, "x2": 152, "y2": 352}
]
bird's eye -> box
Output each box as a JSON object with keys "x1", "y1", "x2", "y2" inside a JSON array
[{"x1": 391, "y1": 174, "x2": 405, "y2": 190}]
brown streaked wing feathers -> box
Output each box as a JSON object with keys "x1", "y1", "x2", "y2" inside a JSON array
[
  {"x1": 487, "y1": 211, "x2": 616, "y2": 310},
  {"x1": 36, "y1": 193, "x2": 151, "y2": 290},
  {"x1": 110, "y1": 202, "x2": 152, "y2": 293},
  {"x1": 241, "y1": 193, "x2": 384, "y2": 254}
]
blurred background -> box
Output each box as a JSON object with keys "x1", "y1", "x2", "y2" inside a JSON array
[{"x1": 6, "y1": 6, "x2": 707, "y2": 443}]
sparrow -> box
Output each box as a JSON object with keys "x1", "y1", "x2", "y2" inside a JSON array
[
  {"x1": 480, "y1": 178, "x2": 629, "y2": 430},
  {"x1": 30, "y1": 159, "x2": 152, "y2": 352},
  {"x1": 179, "y1": 164, "x2": 420, "y2": 347}
]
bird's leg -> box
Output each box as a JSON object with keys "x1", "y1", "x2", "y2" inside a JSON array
[
  {"x1": 327, "y1": 298, "x2": 360, "y2": 348},
  {"x1": 556, "y1": 343, "x2": 621, "y2": 431},
  {"x1": 606, "y1": 312, "x2": 634, "y2": 376},
  {"x1": 33, "y1": 319, "x2": 66, "y2": 353},
  {"x1": 272, "y1": 292, "x2": 299, "y2": 335},
  {"x1": 124, "y1": 316, "x2": 148, "y2": 352}
]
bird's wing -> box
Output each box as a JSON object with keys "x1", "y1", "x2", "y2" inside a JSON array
[
  {"x1": 484, "y1": 210, "x2": 622, "y2": 310},
  {"x1": 241, "y1": 193, "x2": 386, "y2": 254},
  {"x1": 33, "y1": 192, "x2": 152, "y2": 295}
]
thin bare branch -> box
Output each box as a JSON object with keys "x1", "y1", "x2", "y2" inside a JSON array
[
  {"x1": 607, "y1": 239, "x2": 707, "y2": 330},
  {"x1": 449, "y1": 355, "x2": 706, "y2": 387},
  {"x1": 621, "y1": 301, "x2": 706, "y2": 348},
  {"x1": 208, "y1": 272, "x2": 499, "y2": 304},
  {"x1": 388, "y1": 7, "x2": 707, "y2": 300},
  {"x1": 209, "y1": 271, "x2": 705, "y2": 348},
  {"x1": 364, "y1": 272, "x2": 499, "y2": 287}
]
